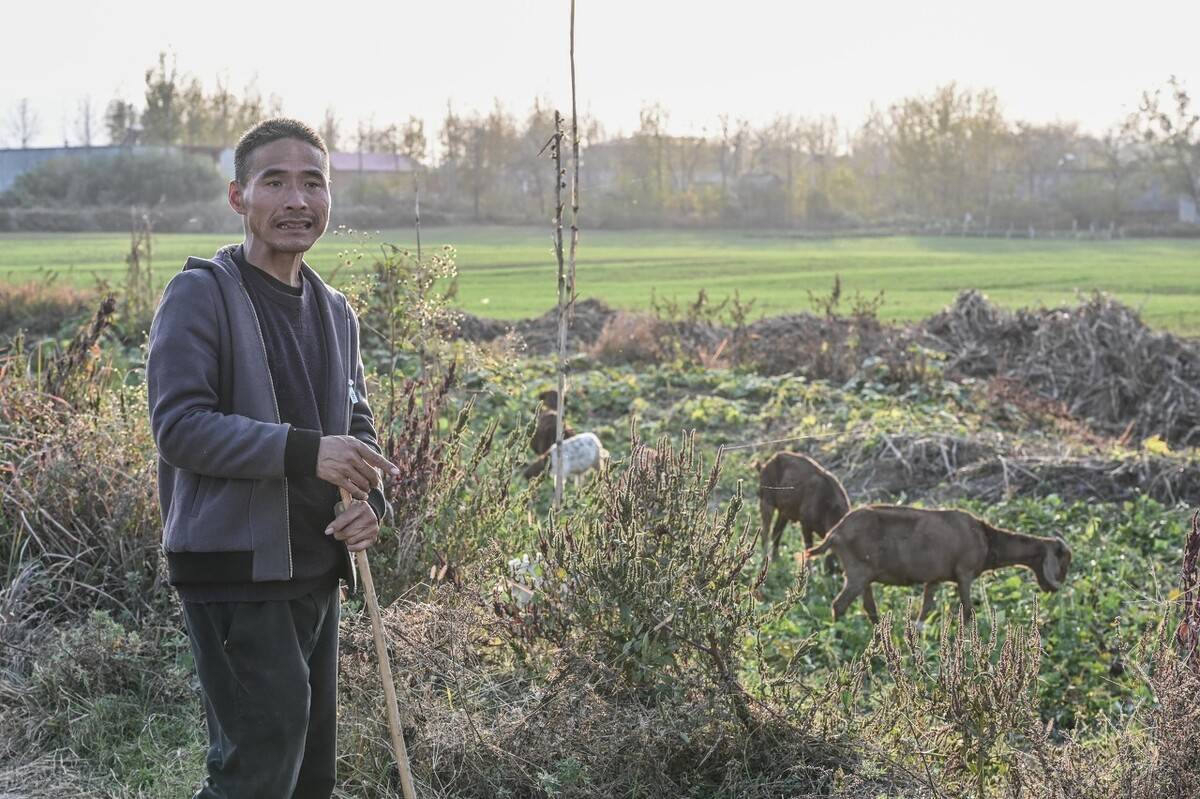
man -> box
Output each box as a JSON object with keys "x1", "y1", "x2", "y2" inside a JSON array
[{"x1": 147, "y1": 117, "x2": 397, "y2": 798}]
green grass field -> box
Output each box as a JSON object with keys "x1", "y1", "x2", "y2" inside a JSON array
[{"x1": 2, "y1": 226, "x2": 1197, "y2": 332}]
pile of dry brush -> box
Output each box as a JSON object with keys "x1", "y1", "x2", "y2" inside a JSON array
[{"x1": 925, "y1": 290, "x2": 1200, "y2": 449}]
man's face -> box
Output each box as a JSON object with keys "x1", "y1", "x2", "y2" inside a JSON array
[{"x1": 229, "y1": 138, "x2": 331, "y2": 254}]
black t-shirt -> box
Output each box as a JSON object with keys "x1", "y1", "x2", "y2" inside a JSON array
[{"x1": 175, "y1": 247, "x2": 342, "y2": 602}]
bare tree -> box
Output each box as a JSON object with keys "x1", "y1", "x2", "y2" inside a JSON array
[
  {"x1": 1011, "y1": 122, "x2": 1077, "y2": 201},
  {"x1": 320, "y1": 107, "x2": 340, "y2": 151},
  {"x1": 75, "y1": 96, "x2": 97, "y2": 147},
  {"x1": 518, "y1": 100, "x2": 555, "y2": 217},
  {"x1": 104, "y1": 98, "x2": 139, "y2": 146},
  {"x1": 233, "y1": 80, "x2": 270, "y2": 137},
  {"x1": 401, "y1": 116, "x2": 426, "y2": 164},
  {"x1": 141, "y1": 51, "x2": 183, "y2": 146},
  {"x1": 1094, "y1": 125, "x2": 1138, "y2": 227},
  {"x1": 7, "y1": 98, "x2": 42, "y2": 148},
  {"x1": 1128, "y1": 75, "x2": 1200, "y2": 207},
  {"x1": 453, "y1": 102, "x2": 518, "y2": 221},
  {"x1": 752, "y1": 115, "x2": 798, "y2": 222},
  {"x1": 889, "y1": 83, "x2": 1006, "y2": 222},
  {"x1": 638, "y1": 103, "x2": 669, "y2": 198},
  {"x1": 797, "y1": 115, "x2": 840, "y2": 220},
  {"x1": 179, "y1": 76, "x2": 210, "y2": 147},
  {"x1": 849, "y1": 105, "x2": 892, "y2": 216},
  {"x1": 207, "y1": 78, "x2": 239, "y2": 148},
  {"x1": 718, "y1": 114, "x2": 750, "y2": 199}
]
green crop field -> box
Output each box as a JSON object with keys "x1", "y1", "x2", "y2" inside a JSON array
[{"x1": 2, "y1": 226, "x2": 1198, "y2": 332}]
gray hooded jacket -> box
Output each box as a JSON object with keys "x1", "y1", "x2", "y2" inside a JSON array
[{"x1": 147, "y1": 244, "x2": 385, "y2": 594}]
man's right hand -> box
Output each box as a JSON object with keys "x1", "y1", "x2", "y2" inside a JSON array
[{"x1": 316, "y1": 436, "x2": 399, "y2": 500}]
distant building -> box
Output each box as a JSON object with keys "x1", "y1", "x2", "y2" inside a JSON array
[{"x1": 217, "y1": 147, "x2": 417, "y2": 200}]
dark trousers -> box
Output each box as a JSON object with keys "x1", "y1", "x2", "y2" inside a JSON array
[{"x1": 181, "y1": 585, "x2": 340, "y2": 799}]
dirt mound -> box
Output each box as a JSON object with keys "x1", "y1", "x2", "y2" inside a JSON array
[
  {"x1": 741, "y1": 312, "x2": 922, "y2": 378},
  {"x1": 451, "y1": 298, "x2": 617, "y2": 354},
  {"x1": 925, "y1": 290, "x2": 1200, "y2": 448},
  {"x1": 447, "y1": 312, "x2": 509, "y2": 342},
  {"x1": 660, "y1": 319, "x2": 728, "y2": 358},
  {"x1": 514, "y1": 298, "x2": 617, "y2": 353}
]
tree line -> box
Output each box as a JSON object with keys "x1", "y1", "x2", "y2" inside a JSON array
[{"x1": 5, "y1": 53, "x2": 1197, "y2": 231}]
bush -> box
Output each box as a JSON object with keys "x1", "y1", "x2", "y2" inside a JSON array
[
  {"x1": 0, "y1": 368, "x2": 163, "y2": 640},
  {"x1": 503, "y1": 433, "x2": 781, "y2": 706},
  {"x1": 2, "y1": 150, "x2": 224, "y2": 208},
  {"x1": 0, "y1": 279, "x2": 94, "y2": 340},
  {"x1": 871, "y1": 611, "x2": 1043, "y2": 797},
  {"x1": 336, "y1": 592, "x2": 853, "y2": 799},
  {"x1": 0, "y1": 200, "x2": 242, "y2": 233}
]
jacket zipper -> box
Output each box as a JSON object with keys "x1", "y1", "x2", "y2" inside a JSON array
[
  {"x1": 236, "y1": 274, "x2": 293, "y2": 578},
  {"x1": 345, "y1": 305, "x2": 354, "y2": 431},
  {"x1": 342, "y1": 304, "x2": 356, "y2": 585}
]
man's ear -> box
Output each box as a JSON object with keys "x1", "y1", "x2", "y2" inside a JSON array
[{"x1": 228, "y1": 179, "x2": 246, "y2": 215}]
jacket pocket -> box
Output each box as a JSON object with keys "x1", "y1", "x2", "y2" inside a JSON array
[{"x1": 186, "y1": 475, "x2": 210, "y2": 517}]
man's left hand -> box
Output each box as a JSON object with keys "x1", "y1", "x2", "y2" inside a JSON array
[{"x1": 326, "y1": 499, "x2": 379, "y2": 553}]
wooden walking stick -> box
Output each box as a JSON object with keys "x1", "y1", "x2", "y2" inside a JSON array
[{"x1": 340, "y1": 487, "x2": 417, "y2": 799}]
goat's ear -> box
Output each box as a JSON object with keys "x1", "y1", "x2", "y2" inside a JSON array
[{"x1": 1041, "y1": 546, "x2": 1062, "y2": 590}]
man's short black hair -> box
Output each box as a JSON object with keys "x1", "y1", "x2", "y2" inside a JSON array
[{"x1": 234, "y1": 118, "x2": 329, "y2": 186}]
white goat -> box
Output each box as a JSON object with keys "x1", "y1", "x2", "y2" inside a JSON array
[{"x1": 523, "y1": 432, "x2": 609, "y2": 484}]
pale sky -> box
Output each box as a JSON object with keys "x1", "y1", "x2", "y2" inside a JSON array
[{"x1": 2, "y1": 0, "x2": 1196, "y2": 151}]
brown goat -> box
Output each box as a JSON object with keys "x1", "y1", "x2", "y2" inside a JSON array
[
  {"x1": 531, "y1": 390, "x2": 576, "y2": 456},
  {"x1": 756, "y1": 452, "x2": 850, "y2": 566},
  {"x1": 806, "y1": 505, "x2": 1072, "y2": 624},
  {"x1": 537, "y1": 389, "x2": 561, "y2": 410}
]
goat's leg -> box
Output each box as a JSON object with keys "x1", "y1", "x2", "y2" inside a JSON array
[
  {"x1": 823, "y1": 552, "x2": 838, "y2": 575},
  {"x1": 758, "y1": 503, "x2": 777, "y2": 559},
  {"x1": 770, "y1": 515, "x2": 789, "y2": 559},
  {"x1": 955, "y1": 576, "x2": 975, "y2": 623},
  {"x1": 759, "y1": 502, "x2": 774, "y2": 563},
  {"x1": 832, "y1": 575, "x2": 868, "y2": 621},
  {"x1": 918, "y1": 583, "x2": 938, "y2": 622},
  {"x1": 798, "y1": 522, "x2": 815, "y2": 552},
  {"x1": 861, "y1": 584, "x2": 880, "y2": 624}
]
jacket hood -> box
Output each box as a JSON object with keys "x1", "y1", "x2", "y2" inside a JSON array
[{"x1": 192, "y1": 244, "x2": 329, "y2": 300}]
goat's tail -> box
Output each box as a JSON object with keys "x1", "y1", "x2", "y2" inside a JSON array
[{"x1": 803, "y1": 537, "x2": 834, "y2": 561}]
